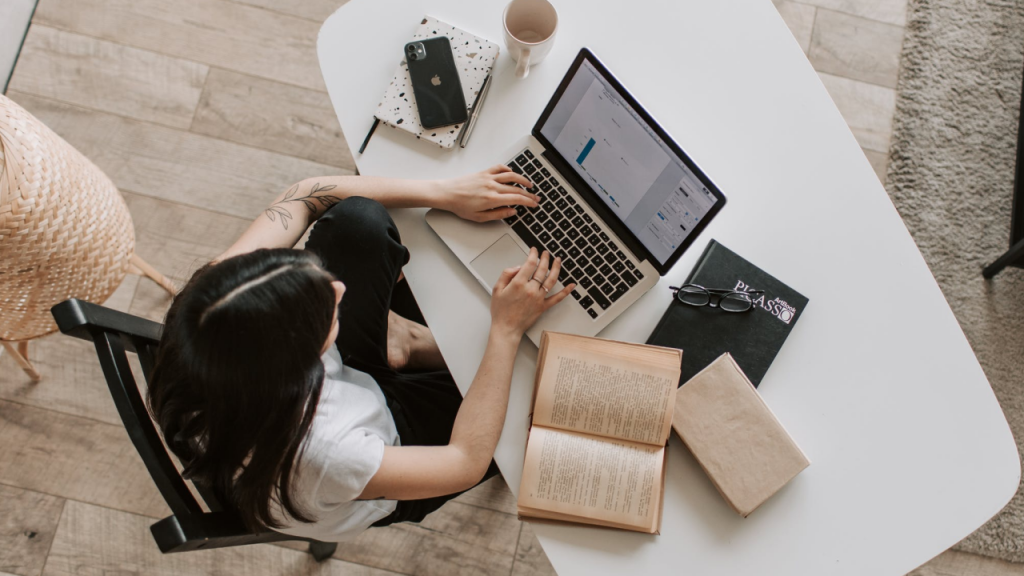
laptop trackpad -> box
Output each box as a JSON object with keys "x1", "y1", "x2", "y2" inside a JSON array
[{"x1": 471, "y1": 234, "x2": 527, "y2": 289}]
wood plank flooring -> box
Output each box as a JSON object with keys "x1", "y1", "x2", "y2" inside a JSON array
[
  {"x1": 31, "y1": 0, "x2": 327, "y2": 91},
  {"x1": 13, "y1": 26, "x2": 208, "y2": 129},
  {"x1": 0, "y1": 485, "x2": 63, "y2": 576},
  {"x1": 1, "y1": 0, "x2": 1006, "y2": 574},
  {"x1": 43, "y1": 501, "x2": 401, "y2": 576},
  {"x1": 192, "y1": 69, "x2": 354, "y2": 168}
]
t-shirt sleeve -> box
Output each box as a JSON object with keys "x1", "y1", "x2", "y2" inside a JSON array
[{"x1": 314, "y1": 428, "x2": 387, "y2": 506}]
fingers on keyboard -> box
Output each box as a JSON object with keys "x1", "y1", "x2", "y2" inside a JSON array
[{"x1": 505, "y1": 149, "x2": 643, "y2": 319}]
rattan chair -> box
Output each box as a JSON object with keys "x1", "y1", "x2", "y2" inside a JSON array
[
  {"x1": 0, "y1": 94, "x2": 175, "y2": 380},
  {"x1": 50, "y1": 298, "x2": 339, "y2": 560}
]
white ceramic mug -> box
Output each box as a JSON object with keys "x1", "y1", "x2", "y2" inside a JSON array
[{"x1": 503, "y1": 0, "x2": 558, "y2": 79}]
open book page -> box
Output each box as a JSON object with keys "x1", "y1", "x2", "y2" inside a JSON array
[
  {"x1": 517, "y1": 427, "x2": 664, "y2": 532},
  {"x1": 517, "y1": 504, "x2": 659, "y2": 533},
  {"x1": 532, "y1": 333, "x2": 681, "y2": 446}
]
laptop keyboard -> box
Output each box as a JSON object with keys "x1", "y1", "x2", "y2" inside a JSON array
[{"x1": 502, "y1": 149, "x2": 645, "y2": 320}]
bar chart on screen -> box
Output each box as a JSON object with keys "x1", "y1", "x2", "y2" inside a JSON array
[{"x1": 554, "y1": 78, "x2": 670, "y2": 217}]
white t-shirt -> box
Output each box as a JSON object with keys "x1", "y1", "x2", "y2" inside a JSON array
[{"x1": 272, "y1": 346, "x2": 400, "y2": 541}]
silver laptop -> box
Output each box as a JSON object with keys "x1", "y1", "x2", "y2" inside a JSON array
[{"x1": 426, "y1": 48, "x2": 727, "y2": 345}]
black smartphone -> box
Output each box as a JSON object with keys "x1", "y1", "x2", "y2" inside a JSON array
[{"x1": 405, "y1": 37, "x2": 467, "y2": 129}]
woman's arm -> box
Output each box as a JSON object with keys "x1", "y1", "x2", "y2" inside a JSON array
[
  {"x1": 358, "y1": 248, "x2": 574, "y2": 501},
  {"x1": 216, "y1": 166, "x2": 538, "y2": 262}
]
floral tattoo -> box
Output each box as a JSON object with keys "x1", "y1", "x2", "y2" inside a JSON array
[{"x1": 263, "y1": 182, "x2": 340, "y2": 230}]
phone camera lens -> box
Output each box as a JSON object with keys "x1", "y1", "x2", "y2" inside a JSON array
[
  {"x1": 407, "y1": 45, "x2": 416, "y2": 53},
  {"x1": 408, "y1": 53, "x2": 418, "y2": 61}
]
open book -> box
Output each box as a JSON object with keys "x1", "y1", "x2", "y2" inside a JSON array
[{"x1": 517, "y1": 332, "x2": 682, "y2": 534}]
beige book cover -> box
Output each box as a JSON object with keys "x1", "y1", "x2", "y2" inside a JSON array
[
  {"x1": 672, "y1": 353, "x2": 809, "y2": 517},
  {"x1": 517, "y1": 332, "x2": 682, "y2": 534}
]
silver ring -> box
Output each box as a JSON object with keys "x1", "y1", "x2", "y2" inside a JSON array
[{"x1": 529, "y1": 277, "x2": 544, "y2": 285}]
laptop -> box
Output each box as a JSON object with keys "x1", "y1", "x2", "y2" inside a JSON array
[{"x1": 426, "y1": 48, "x2": 727, "y2": 345}]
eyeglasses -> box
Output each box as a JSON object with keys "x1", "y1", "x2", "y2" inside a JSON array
[{"x1": 670, "y1": 284, "x2": 765, "y2": 313}]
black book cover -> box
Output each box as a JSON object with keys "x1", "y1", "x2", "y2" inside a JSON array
[{"x1": 646, "y1": 240, "x2": 808, "y2": 388}]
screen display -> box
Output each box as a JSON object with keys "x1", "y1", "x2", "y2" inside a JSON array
[{"x1": 539, "y1": 60, "x2": 718, "y2": 265}]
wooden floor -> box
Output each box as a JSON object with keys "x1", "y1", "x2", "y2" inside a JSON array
[{"x1": 0, "y1": 0, "x2": 1012, "y2": 574}]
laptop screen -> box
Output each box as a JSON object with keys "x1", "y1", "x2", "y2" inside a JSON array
[{"x1": 538, "y1": 59, "x2": 720, "y2": 266}]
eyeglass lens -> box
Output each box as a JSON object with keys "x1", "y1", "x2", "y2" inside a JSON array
[
  {"x1": 719, "y1": 292, "x2": 754, "y2": 312},
  {"x1": 676, "y1": 285, "x2": 755, "y2": 312},
  {"x1": 677, "y1": 285, "x2": 710, "y2": 306}
]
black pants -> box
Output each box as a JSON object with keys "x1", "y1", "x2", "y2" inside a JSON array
[{"x1": 304, "y1": 197, "x2": 499, "y2": 526}]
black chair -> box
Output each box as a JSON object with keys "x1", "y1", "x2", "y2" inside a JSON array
[
  {"x1": 983, "y1": 64, "x2": 1024, "y2": 278},
  {"x1": 51, "y1": 298, "x2": 338, "y2": 561}
]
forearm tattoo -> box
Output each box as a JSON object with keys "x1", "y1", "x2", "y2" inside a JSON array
[{"x1": 263, "y1": 182, "x2": 340, "y2": 230}]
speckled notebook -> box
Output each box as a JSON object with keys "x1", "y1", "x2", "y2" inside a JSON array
[{"x1": 374, "y1": 16, "x2": 499, "y2": 149}]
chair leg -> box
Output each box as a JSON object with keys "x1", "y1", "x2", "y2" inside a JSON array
[
  {"x1": 2, "y1": 341, "x2": 41, "y2": 382},
  {"x1": 129, "y1": 254, "x2": 177, "y2": 295},
  {"x1": 983, "y1": 237, "x2": 1024, "y2": 278},
  {"x1": 308, "y1": 540, "x2": 337, "y2": 562}
]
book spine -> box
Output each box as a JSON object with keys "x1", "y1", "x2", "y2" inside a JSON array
[{"x1": 684, "y1": 240, "x2": 718, "y2": 285}]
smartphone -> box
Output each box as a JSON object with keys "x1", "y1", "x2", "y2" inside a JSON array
[{"x1": 405, "y1": 37, "x2": 468, "y2": 129}]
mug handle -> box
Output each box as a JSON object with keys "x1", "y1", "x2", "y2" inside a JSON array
[{"x1": 515, "y1": 48, "x2": 532, "y2": 79}]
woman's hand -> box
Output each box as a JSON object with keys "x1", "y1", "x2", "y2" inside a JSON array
[
  {"x1": 437, "y1": 165, "x2": 541, "y2": 223},
  {"x1": 490, "y1": 248, "x2": 576, "y2": 338},
  {"x1": 364, "y1": 247, "x2": 570, "y2": 502}
]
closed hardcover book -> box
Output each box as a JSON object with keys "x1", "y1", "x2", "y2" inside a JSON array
[
  {"x1": 647, "y1": 240, "x2": 808, "y2": 388},
  {"x1": 672, "y1": 353, "x2": 809, "y2": 517}
]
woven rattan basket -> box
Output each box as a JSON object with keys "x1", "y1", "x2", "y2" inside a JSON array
[{"x1": 0, "y1": 95, "x2": 174, "y2": 380}]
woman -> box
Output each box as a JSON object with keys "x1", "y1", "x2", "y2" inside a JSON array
[{"x1": 148, "y1": 165, "x2": 576, "y2": 541}]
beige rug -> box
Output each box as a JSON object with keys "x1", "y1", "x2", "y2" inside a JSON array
[{"x1": 885, "y1": 0, "x2": 1024, "y2": 562}]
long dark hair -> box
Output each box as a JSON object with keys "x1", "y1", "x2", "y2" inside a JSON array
[{"x1": 148, "y1": 248, "x2": 337, "y2": 531}]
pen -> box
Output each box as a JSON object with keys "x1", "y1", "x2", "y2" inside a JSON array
[
  {"x1": 460, "y1": 75, "x2": 492, "y2": 148},
  {"x1": 358, "y1": 117, "x2": 379, "y2": 154}
]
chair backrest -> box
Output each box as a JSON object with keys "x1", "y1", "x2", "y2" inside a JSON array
[{"x1": 51, "y1": 298, "x2": 298, "y2": 552}]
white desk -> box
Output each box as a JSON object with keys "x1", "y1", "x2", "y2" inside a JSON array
[{"x1": 318, "y1": 2, "x2": 1020, "y2": 574}]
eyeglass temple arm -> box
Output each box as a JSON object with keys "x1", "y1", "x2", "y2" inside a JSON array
[{"x1": 669, "y1": 285, "x2": 765, "y2": 294}]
